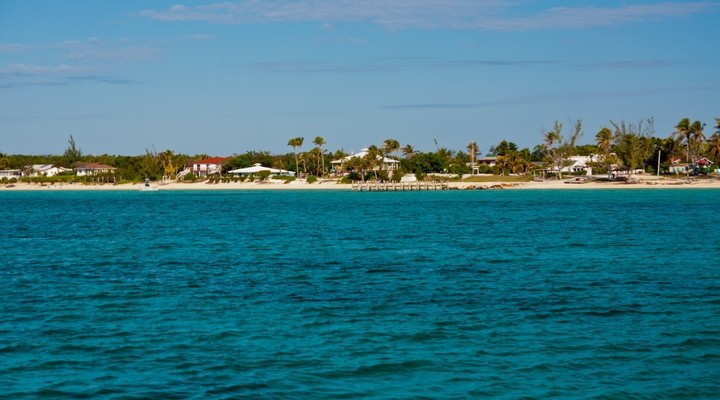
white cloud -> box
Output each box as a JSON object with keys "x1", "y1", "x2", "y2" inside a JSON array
[
  {"x1": 0, "y1": 43, "x2": 30, "y2": 53},
  {"x1": 0, "y1": 63, "x2": 93, "y2": 76},
  {"x1": 43, "y1": 38, "x2": 160, "y2": 62},
  {"x1": 136, "y1": 1, "x2": 720, "y2": 30},
  {"x1": 0, "y1": 63, "x2": 144, "y2": 89},
  {"x1": 186, "y1": 34, "x2": 214, "y2": 40}
]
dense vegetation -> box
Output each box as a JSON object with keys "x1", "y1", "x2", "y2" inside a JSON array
[{"x1": 1, "y1": 117, "x2": 719, "y2": 183}]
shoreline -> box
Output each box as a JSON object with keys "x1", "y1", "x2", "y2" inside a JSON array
[{"x1": 3, "y1": 176, "x2": 720, "y2": 191}]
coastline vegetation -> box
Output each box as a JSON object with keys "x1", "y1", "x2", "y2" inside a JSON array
[{"x1": 1, "y1": 117, "x2": 719, "y2": 184}]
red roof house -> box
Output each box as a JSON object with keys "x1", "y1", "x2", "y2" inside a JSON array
[{"x1": 191, "y1": 157, "x2": 229, "y2": 177}]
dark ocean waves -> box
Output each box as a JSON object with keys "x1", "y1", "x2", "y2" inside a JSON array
[{"x1": 1, "y1": 190, "x2": 719, "y2": 398}]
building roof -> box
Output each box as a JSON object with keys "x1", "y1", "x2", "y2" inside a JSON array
[
  {"x1": 331, "y1": 148, "x2": 399, "y2": 164},
  {"x1": 228, "y1": 163, "x2": 294, "y2": 175},
  {"x1": 75, "y1": 163, "x2": 117, "y2": 170},
  {"x1": 193, "y1": 157, "x2": 229, "y2": 165}
]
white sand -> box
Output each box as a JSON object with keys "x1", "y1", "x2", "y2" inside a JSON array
[{"x1": 3, "y1": 175, "x2": 719, "y2": 191}]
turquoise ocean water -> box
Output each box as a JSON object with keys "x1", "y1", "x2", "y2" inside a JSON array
[{"x1": 1, "y1": 189, "x2": 719, "y2": 399}]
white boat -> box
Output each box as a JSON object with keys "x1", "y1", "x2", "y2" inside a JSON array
[{"x1": 139, "y1": 179, "x2": 159, "y2": 191}]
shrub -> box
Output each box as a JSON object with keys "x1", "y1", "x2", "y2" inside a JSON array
[
  {"x1": 346, "y1": 171, "x2": 361, "y2": 182},
  {"x1": 307, "y1": 175, "x2": 318, "y2": 184},
  {"x1": 184, "y1": 173, "x2": 196, "y2": 182}
]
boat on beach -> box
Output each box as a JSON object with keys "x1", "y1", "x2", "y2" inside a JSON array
[{"x1": 139, "y1": 179, "x2": 159, "y2": 191}]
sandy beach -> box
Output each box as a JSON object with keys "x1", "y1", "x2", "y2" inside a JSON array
[{"x1": 3, "y1": 175, "x2": 720, "y2": 191}]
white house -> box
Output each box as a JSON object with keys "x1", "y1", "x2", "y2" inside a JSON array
[
  {"x1": 550, "y1": 155, "x2": 599, "y2": 175},
  {"x1": 229, "y1": 163, "x2": 294, "y2": 177},
  {"x1": 75, "y1": 163, "x2": 117, "y2": 176},
  {"x1": 330, "y1": 148, "x2": 400, "y2": 173},
  {"x1": 191, "y1": 157, "x2": 228, "y2": 178},
  {"x1": 0, "y1": 169, "x2": 22, "y2": 179},
  {"x1": 30, "y1": 164, "x2": 72, "y2": 177}
]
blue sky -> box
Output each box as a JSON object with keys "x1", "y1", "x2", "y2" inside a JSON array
[{"x1": 1, "y1": 1, "x2": 719, "y2": 156}]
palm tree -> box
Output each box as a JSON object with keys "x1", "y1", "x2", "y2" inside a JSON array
[
  {"x1": 401, "y1": 144, "x2": 416, "y2": 174},
  {"x1": 383, "y1": 139, "x2": 400, "y2": 159},
  {"x1": 496, "y1": 152, "x2": 512, "y2": 175},
  {"x1": 467, "y1": 141, "x2": 479, "y2": 174},
  {"x1": 595, "y1": 127, "x2": 613, "y2": 177},
  {"x1": 365, "y1": 145, "x2": 382, "y2": 180},
  {"x1": 383, "y1": 139, "x2": 400, "y2": 177},
  {"x1": 707, "y1": 133, "x2": 720, "y2": 171},
  {"x1": 673, "y1": 118, "x2": 705, "y2": 176},
  {"x1": 517, "y1": 148, "x2": 533, "y2": 173},
  {"x1": 313, "y1": 136, "x2": 326, "y2": 176},
  {"x1": 402, "y1": 144, "x2": 415, "y2": 158},
  {"x1": 287, "y1": 137, "x2": 304, "y2": 177}
]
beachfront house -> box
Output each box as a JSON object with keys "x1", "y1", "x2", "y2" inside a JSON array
[
  {"x1": 29, "y1": 164, "x2": 72, "y2": 177},
  {"x1": 229, "y1": 163, "x2": 295, "y2": 178},
  {"x1": 75, "y1": 163, "x2": 117, "y2": 176},
  {"x1": 467, "y1": 156, "x2": 498, "y2": 174},
  {"x1": 545, "y1": 155, "x2": 596, "y2": 176},
  {"x1": 191, "y1": 157, "x2": 228, "y2": 178},
  {"x1": 476, "y1": 156, "x2": 497, "y2": 167},
  {"x1": 0, "y1": 169, "x2": 22, "y2": 180},
  {"x1": 330, "y1": 148, "x2": 400, "y2": 175},
  {"x1": 74, "y1": 163, "x2": 117, "y2": 183}
]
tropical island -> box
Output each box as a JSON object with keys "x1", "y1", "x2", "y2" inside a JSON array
[{"x1": 2, "y1": 117, "x2": 719, "y2": 191}]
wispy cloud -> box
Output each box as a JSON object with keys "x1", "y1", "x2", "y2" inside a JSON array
[
  {"x1": 0, "y1": 63, "x2": 93, "y2": 76},
  {"x1": 579, "y1": 60, "x2": 681, "y2": 69},
  {"x1": 186, "y1": 34, "x2": 214, "y2": 40},
  {"x1": 0, "y1": 43, "x2": 30, "y2": 53},
  {"x1": 242, "y1": 57, "x2": 557, "y2": 74},
  {"x1": 381, "y1": 87, "x2": 699, "y2": 110},
  {"x1": 0, "y1": 63, "x2": 143, "y2": 89},
  {"x1": 46, "y1": 38, "x2": 160, "y2": 62},
  {"x1": 136, "y1": 1, "x2": 720, "y2": 30}
]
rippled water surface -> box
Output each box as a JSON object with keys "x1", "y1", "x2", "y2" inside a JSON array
[{"x1": 1, "y1": 189, "x2": 719, "y2": 399}]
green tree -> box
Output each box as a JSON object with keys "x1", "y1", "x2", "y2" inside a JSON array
[
  {"x1": 364, "y1": 145, "x2": 382, "y2": 180},
  {"x1": 312, "y1": 136, "x2": 326, "y2": 176},
  {"x1": 706, "y1": 118, "x2": 720, "y2": 169},
  {"x1": 542, "y1": 119, "x2": 583, "y2": 179},
  {"x1": 412, "y1": 152, "x2": 446, "y2": 174},
  {"x1": 673, "y1": 118, "x2": 705, "y2": 170},
  {"x1": 139, "y1": 148, "x2": 162, "y2": 180},
  {"x1": 467, "y1": 141, "x2": 479, "y2": 172},
  {"x1": 595, "y1": 127, "x2": 615, "y2": 177},
  {"x1": 158, "y1": 149, "x2": 179, "y2": 181},
  {"x1": 0, "y1": 152, "x2": 9, "y2": 170},
  {"x1": 401, "y1": 144, "x2": 416, "y2": 173},
  {"x1": 287, "y1": 137, "x2": 304, "y2": 177},
  {"x1": 383, "y1": 138, "x2": 400, "y2": 160},
  {"x1": 62, "y1": 135, "x2": 83, "y2": 167},
  {"x1": 612, "y1": 118, "x2": 655, "y2": 179},
  {"x1": 402, "y1": 144, "x2": 415, "y2": 159}
]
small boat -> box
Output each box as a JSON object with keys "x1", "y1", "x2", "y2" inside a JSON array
[{"x1": 139, "y1": 179, "x2": 159, "y2": 191}]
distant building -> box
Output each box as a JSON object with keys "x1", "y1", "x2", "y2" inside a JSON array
[
  {"x1": 191, "y1": 157, "x2": 229, "y2": 177},
  {"x1": 330, "y1": 148, "x2": 399, "y2": 174},
  {"x1": 476, "y1": 156, "x2": 497, "y2": 167},
  {"x1": 29, "y1": 164, "x2": 72, "y2": 177},
  {"x1": 0, "y1": 169, "x2": 22, "y2": 179},
  {"x1": 75, "y1": 163, "x2": 117, "y2": 177}
]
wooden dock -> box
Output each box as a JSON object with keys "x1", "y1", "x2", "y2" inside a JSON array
[{"x1": 351, "y1": 181, "x2": 450, "y2": 192}]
